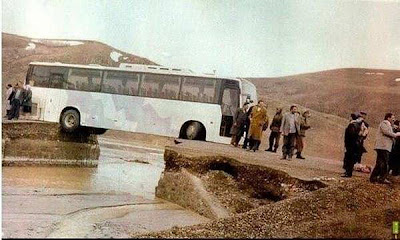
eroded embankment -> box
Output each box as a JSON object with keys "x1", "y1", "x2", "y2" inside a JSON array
[
  {"x1": 146, "y1": 146, "x2": 400, "y2": 239},
  {"x1": 156, "y1": 148, "x2": 327, "y2": 219},
  {"x1": 2, "y1": 121, "x2": 100, "y2": 166},
  {"x1": 147, "y1": 179, "x2": 400, "y2": 239}
]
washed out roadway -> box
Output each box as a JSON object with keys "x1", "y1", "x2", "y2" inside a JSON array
[{"x1": 2, "y1": 137, "x2": 208, "y2": 238}]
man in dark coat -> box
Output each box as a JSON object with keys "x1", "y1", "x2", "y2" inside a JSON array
[
  {"x1": 230, "y1": 103, "x2": 249, "y2": 147},
  {"x1": 266, "y1": 107, "x2": 283, "y2": 152},
  {"x1": 389, "y1": 120, "x2": 400, "y2": 176},
  {"x1": 295, "y1": 110, "x2": 311, "y2": 159},
  {"x1": 242, "y1": 104, "x2": 255, "y2": 149},
  {"x1": 8, "y1": 83, "x2": 24, "y2": 120},
  {"x1": 342, "y1": 113, "x2": 362, "y2": 177},
  {"x1": 22, "y1": 84, "x2": 33, "y2": 116}
]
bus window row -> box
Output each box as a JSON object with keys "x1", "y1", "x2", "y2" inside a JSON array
[{"x1": 29, "y1": 65, "x2": 222, "y2": 104}]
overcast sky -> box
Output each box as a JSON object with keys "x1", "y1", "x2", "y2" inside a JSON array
[{"x1": 2, "y1": 0, "x2": 400, "y2": 77}]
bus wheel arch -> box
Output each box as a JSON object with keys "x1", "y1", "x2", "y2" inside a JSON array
[
  {"x1": 179, "y1": 121, "x2": 206, "y2": 141},
  {"x1": 60, "y1": 107, "x2": 81, "y2": 132}
]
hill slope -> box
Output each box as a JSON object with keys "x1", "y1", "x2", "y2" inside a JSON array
[
  {"x1": 2, "y1": 32, "x2": 155, "y2": 96},
  {"x1": 249, "y1": 68, "x2": 400, "y2": 126},
  {"x1": 3, "y1": 33, "x2": 397, "y2": 165}
]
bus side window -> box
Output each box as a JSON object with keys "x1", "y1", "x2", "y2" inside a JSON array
[
  {"x1": 69, "y1": 69, "x2": 102, "y2": 92},
  {"x1": 31, "y1": 66, "x2": 50, "y2": 88},
  {"x1": 141, "y1": 73, "x2": 179, "y2": 100},
  {"x1": 103, "y1": 71, "x2": 140, "y2": 96},
  {"x1": 181, "y1": 77, "x2": 219, "y2": 104},
  {"x1": 48, "y1": 67, "x2": 69, "y2": 89},
  {"x1": 49, "y1": 74, "x2": 66, "y2": 89}
]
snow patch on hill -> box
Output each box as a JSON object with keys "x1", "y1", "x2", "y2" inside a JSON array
[
  {"x1": 25, "y1": 43, "x2": 36, "y2": 50},
  {"x1": 365, "y1": 72, "x2": 384, "y2": 76},
  {"x1": 110, "y1": 51, "x2": 123, "y2": 62},
  {"x1": 31, "y1": 39, "x2": 84, "y2": 46}
]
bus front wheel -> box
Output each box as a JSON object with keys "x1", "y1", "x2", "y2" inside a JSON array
[
  {"x1": 60, "y1": 109, "x2": 80, "y2": 132},
  {"x1": 185, "y1": 122, "x2": 205, "y2": 140}
]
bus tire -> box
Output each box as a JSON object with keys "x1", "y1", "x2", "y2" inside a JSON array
[
  {"x1": 185, "y1": 122, "x2": 205, "y2": 140},
  {"x1": 60, "y1": 109, "x2": 80, "y2": 132}
]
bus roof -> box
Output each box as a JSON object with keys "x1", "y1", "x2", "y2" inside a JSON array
[{"x1": 29, "y1": 61, "x2": 241, "y2": 82}]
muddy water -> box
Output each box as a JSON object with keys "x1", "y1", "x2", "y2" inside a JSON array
[
  {"x1": 2, "y1": 137, "x2": 209, "y2": 238},
  {"x1": 2, "y1": 138, "x2": 165, "y2": 198}
]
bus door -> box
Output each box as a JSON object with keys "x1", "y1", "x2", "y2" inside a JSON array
[
  {"x1": 43, "y1": 72, "x2": 66, "y2": 121},
  {"x1": 219, "y1": 80, "x2": 240, "y2": 137}
]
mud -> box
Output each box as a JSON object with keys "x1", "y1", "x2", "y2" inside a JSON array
[
  {"x1": 2, "y1": 137, "x2": 209, "y2": 238},
  {"x1": 156, "y1": 148, "x2": 327, "y2": 219},
  {"x1": 138, "y1": 140, "x2": 400, "y2": 239},
  {"x1": 2, "y1": 121, "x2": 100, "y2": 162}
]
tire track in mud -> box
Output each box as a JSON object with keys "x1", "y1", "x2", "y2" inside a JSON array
[{"x1": 47, "y1": 202, "x2": 167, "y2": 238}]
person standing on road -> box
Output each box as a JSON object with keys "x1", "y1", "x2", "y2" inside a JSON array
[
  {"x1": 342, "y1": 113, "x2": 362, "y2": 178},
  {"x1": 5, "y1": 84, "x2": 13, "y2": 118},
  {"x1": 8, "y1": 83, "x2": 24, "y2": 120},
  {"x1": 248, "y1": 100, "x2": 269, "y2": 152},
  {"x1": 370, "y1": 113, "x2": 400, "y2": 184},
  {"x1": 22, "y1": 84, "x2": 32, "y2": 117},
  {"x1": 295, "y1": 110, "x2": 311, "y2": 159},
  {"x1": 230, "y1": 103, "x2": 249, "y2": 147},
  {"x1": 389, "y1": 120, "x2": 400, "y2": 176},
  {"x1": 242, "y1": 101, "x2": 255, "y2": 150},
  {"x1": 356, "y1": 111, "x2": 369, "y2": 164},
  {"x1": 265, "y1": 107, "x2": 283, "y2": 152},
  {"x1": 280, "y1": 105, "x2": 300, "y2": 160}
]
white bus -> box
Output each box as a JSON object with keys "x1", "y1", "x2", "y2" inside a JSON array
[{"x1": 25, "y1": 62, "x2": 257, "y2": 143}]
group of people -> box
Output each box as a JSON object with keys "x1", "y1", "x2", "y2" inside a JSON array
[
  {"x1": 5, "y1": 83, "x2": 32, "y2": 120},
  {"x1": 230, "y1": 100, "x2": 311, "y2": 160},
  {"x1": 343, "y1": 111, "x2": 400, "y2": 184}
]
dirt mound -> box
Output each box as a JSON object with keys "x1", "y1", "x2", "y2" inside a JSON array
[{"x1": 140, "y1": 178, "x2": 400, "y2": 239}]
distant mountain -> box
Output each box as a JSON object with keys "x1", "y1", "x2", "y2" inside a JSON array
[
  {"x1": 2, "y1": 32, "x2": 156, "y2": 95},
  {"x1": 249, "y1": 68, "x2": 400, "y2": 126}
]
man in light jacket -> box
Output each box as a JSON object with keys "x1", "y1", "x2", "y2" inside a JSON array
[
  {"x1": 280, "y1": 105, "x2": 300, "y2": 160},
  {"x1": 370, "y1": 113, "x2": 400, "y2": 184}
]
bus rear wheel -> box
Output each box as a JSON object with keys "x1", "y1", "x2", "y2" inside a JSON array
[
  {"x1": 185, "y1": 122, "x2": 205, "y2": 140},
  {"x1": 60, "y1": 109, "x2": 80, "y2": 132}
]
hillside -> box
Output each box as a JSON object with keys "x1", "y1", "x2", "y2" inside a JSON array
[
  {"x1": 2, "y1": 33, "x2": 396, "y2": 165},
  {"x1": 2, "y1": 32, "x2": 155, "y2": 97},
  {"x1": 249, "y1": 68, "x2": 400, "y2": 166},
  {"x1": 249, "y1": 68, "x2": 400, "y2": 126}
]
